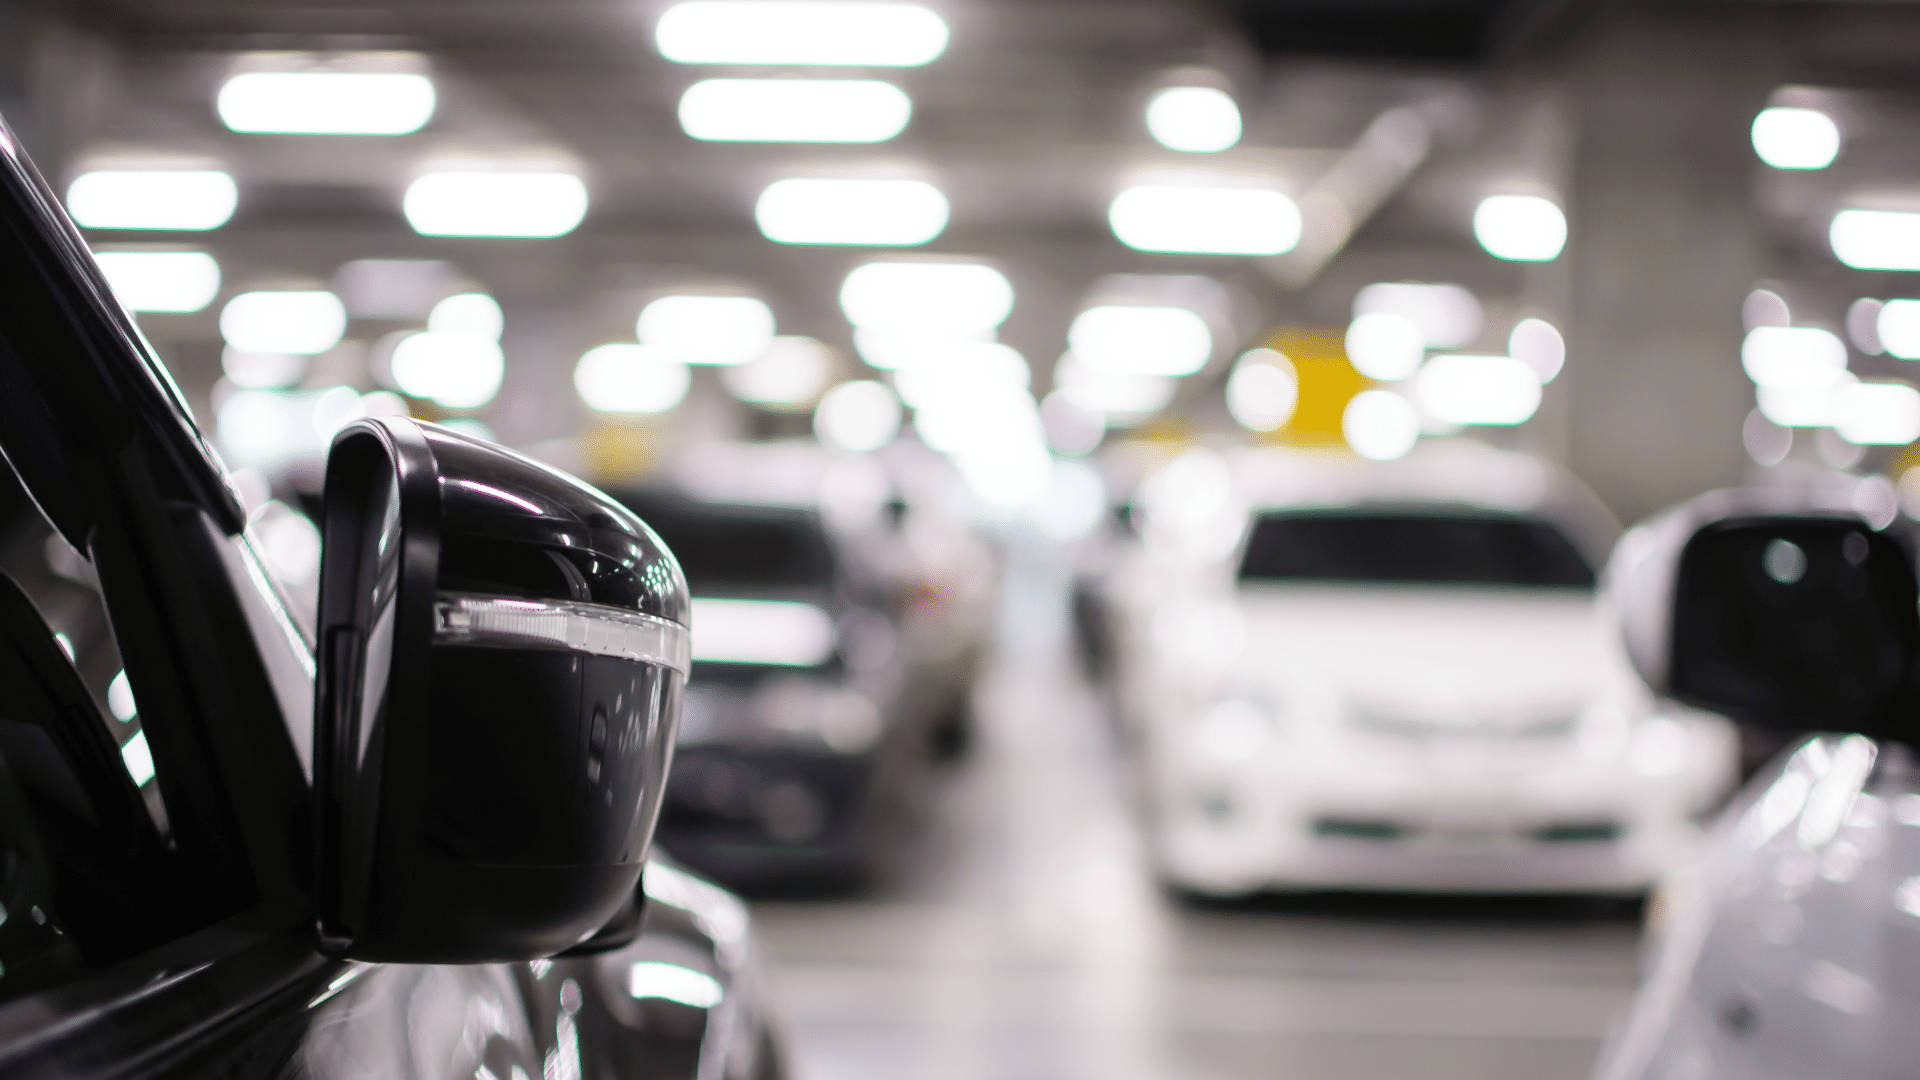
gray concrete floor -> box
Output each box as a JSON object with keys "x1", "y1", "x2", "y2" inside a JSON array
[{"x1": 751, "y1": 553, "x2": 1646, "y2": 1079}]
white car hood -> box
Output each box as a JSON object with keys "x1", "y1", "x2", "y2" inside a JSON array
[{"x1": 1235, "y1": 583, "x2": 1618, "y2": 719}]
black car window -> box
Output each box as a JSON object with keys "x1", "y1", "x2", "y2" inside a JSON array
[
  {"x1": 1237, "y1": 509, "x2": 1597, "y2": 589},
  {"x1": 0, "y1": 573, "x2": 178, "y2": 1006},
  {"x1": 616, "y1": 494, "x2": 835, "y2": 592},
  {"x1": 0, "y1": 477, "x2": 166, "y2": 833},
  {"x1": 0, "y1": 466, "x2": 190, "y2": 1007}
]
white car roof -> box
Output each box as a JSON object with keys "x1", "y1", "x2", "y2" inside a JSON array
[
  {"x1": 1222, "y1": 441, "x2": 1621, "y2": 558},
  {"x1": 1226, "y1": 442, "x2": 1552, "y2": 510}
]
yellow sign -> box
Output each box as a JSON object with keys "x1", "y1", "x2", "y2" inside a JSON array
[
  {"x1": 584, "y1": 424, "x2": 661, "y2": 482},
  {"x1": 1255, "y1": 326, "x2": 1369, "y2": 447}
]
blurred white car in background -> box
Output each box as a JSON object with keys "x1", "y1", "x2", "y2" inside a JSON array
[{"x1": 1114, "y1": 442, "x2": 1738, "y2": 898}]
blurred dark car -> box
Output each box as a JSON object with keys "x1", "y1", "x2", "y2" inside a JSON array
[{"x1": 616, "y1": 488, "x2": 970, "y2": 888}]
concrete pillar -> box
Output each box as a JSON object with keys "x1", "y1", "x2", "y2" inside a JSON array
[{"x1": 1562, "y1": 13, "x2": 1785, "y2": 523}]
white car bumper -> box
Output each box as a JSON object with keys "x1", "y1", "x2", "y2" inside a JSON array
[{"x1": 1150, "y1": 732, "x2": 1729, "y2": 898}]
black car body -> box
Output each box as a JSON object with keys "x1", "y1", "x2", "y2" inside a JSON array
[
  {"x1": 615, "y1": 489, "x2": 967, "y2": 887},
  {"x1": 0, "y1": 118, "x2": 781, "y2": 1078}
]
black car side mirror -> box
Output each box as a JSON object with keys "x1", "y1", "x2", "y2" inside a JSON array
[
  {"x1": 313, "y1": 418, "x2": 689, "y2": 962},
  {"x1": 1610, "y1": 490, "x2": 1920, "y2": 742}
]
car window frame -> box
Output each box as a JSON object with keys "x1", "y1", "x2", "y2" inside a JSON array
[{"x1": 0, "y1": 117, "x2": 326, "y2": 1065}]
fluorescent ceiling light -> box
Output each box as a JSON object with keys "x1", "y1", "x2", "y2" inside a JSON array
[
  {"x1": 1743, "y1": 288, "x2": 1790, "y2": 330},
  {"x1": 755, "y1": 178, "x2": 948, "y2": 246},
  {"x1": 1343, "y1": 390, "x2": 1419, "y2": 461},
  {"x1": 94, "y1": 250, "x2": 220, "y2": 313},
  {"x1": 574, "y1": 344, "x2": 690, "y2": 413},
  {"x1": 1849, "y1": 298, "x2": 1885, "y2": 354},
  {"x1": 1757, "y1": 371, "x2": 1856, "y2": 428},
  {"x1": 222, "y1": 347, "x2": 305, "y2": 389},
  {"x1": 637, "y1": 295, "x2": 775, "y2": 366},
  {"x1": 914, "y1": 384, "x2": 1041, "y2": 457},
  {"x1": 1351, "y1": 281, "x2": 1481, "y2": 349},
  {"x1": 679, "y1": 78, "x2": 910, "y2": 143},
  {"x1": 1067, "y1": 305, "x2": 1212, "y2": 377},
  {"x1": 67, "y1": 170, "x2": 238, "y2": 231},
  {"x1": 403, "y1": 172, "x2": 588, "y2": 238},
  {"x1": 891, "y1": 343, "x2": 1029, "y2": 408},
  {"x1": 1145, "y1": 86, "x2": 1242, "y2": 153},
  {"x1": 1039, "y1": 390, "x2": 1106, "y2": 456},
  {"x1": 217, "y1": 385, "x2": 366, "y2": 465},
  {"x1": 1879, "y1": 299, "x2": 1920, "y2": 361},
  {"x1": 1414, "y1": 353, "x2": 1542, "y2": 426},
  {"x1": 1750, "y1": 106, "x2": 1839, "y2": 170},
  {"x1": 852, "y1": 325, "x2": 995, "y2": 371},
  {"x1": 840, "y1": 261, "x2": 1013, "y2": 333},
  {"x1": 1053, "y1": 354, "x2": 1177, "y2": 418},
  {"x1": 1509, "y1": 318, "x2": 1566, "y2": 383},
  {"x1": 333, "y1": 258, "x2": 458, "y2": 319},
  {"x1": 721, "y1": 335, "x2": 833, "y2": 409},
  {"x1": 428, "y1": 292, "x2": 504, "y2": 339},
  {"x1": 1109, "y1": 185, "x2": 1300, "y2": 255},
  {"x1": 851, "y1": 327, "x2": 919, "y2": 371},
  {"x1": 219, "y1": 290, "x2": 347, "y2": 355},
  {"x1": 1835, "y1": 382, "x2": 1920, "y2": 446},
  {"x1": 949, "y1": 436, "x2": 1052, "y2": 510},
  {"x1": 1225, "y1": 354, "x2": 1299, "y2": 433},
  {"x1": 628, "y1": 961, "x2": 725, "y2": 1008},
  {"x1": 1831, "y1": 209, "x2": 1920, "y2": 272},
  {"x1": 814, "y1": 379, "x2": 901, "y2": 452},
  {"x1": 108, "y1": 669, "x2": 137, "y2": 721},
  {"x1": 656, "y1": 1, "x2": 948, "y2": 66},
  {"x1": 390, "y1": 331, "x2": 505, "y2": 409},
  {"x1": 218, "y1": 389, "x2": 302, "y2": 464},
  {"x1": 1741, "y1": 326, "x2": 1847, "y2": 389},
  {"x1": 1742, "y1": 409, "x2": 1791, "y2": 467},
  {"x1": 121, "y1": 730, "x2": 155, "y2": 786},
  {"x1": 1344, "y1": 312, "x2": 1423, "y2": 381},
  {"x1": 690, "y1": 597, "x2": 836, "y2": 666},
  {"x1": 1472, "y1": 194, "x2": 1567, "y2": 262},
  {"x1": 216, "y1": 72, "x2": 436, "y2": 135}
]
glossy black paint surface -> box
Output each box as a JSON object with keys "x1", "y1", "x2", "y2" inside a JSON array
[
  {"x1": 1671, "y1": 516, "x2": 1920, "y2": 737},
  {"x1": 433, "y1": 429, "x2": 688, "y2": 625},
  {"x1": 316, "y1": 418, "x2": 690, "y2": 962}
]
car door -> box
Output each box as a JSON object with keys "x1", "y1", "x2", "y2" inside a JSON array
[{"x1": 0, "y1": 115, "x2": 552, "y2": 1078}]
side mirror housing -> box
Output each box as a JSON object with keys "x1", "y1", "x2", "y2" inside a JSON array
[
  {"x1": 1610, "y1": 489, "x2": 1920, "y2": 741},
  {"x1": 314, "y1": 419, "x2": 689, "y2": 962}
]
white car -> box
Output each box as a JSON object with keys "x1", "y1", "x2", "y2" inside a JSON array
[
  {"x1": 1595, "y1": 487, "x2": 1920, "y2": 1080},
  {"x1": 1122, "y1": 443, "x2": 1737, "y2": 898}
]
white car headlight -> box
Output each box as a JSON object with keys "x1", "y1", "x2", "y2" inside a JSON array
[
  {"x1": 1628, "y1": 714, "x2": 1693, "y2": 778},
  {"x1": 1195, "y1": 698, "x2": 1275, "y2": 763}
]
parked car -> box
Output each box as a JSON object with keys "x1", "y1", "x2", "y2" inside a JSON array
[
  {"x1": 614, "y1": 487, "x2": 973, "y2": 888},
  {"x1": 0, "y1": 119, "x2": 782, "y2": 1079},
  {"x1": 1115, "y1": 443, "x2": 1737, "y2": 898},
  {"x1": 652, "y1": 438, "x2": 996, "y2": 759},
  {"x1": 1594, "y1": 487, "x2": 1920, "y2": 1080}
]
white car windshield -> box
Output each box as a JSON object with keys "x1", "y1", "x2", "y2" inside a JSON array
[{"x1": 1237, "y1": 509, "x2": 1596, "y2": 589}]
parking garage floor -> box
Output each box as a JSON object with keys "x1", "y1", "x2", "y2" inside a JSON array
[{"x1": 751, "y1": 563, "x2": 1648, "y2": 1080}]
